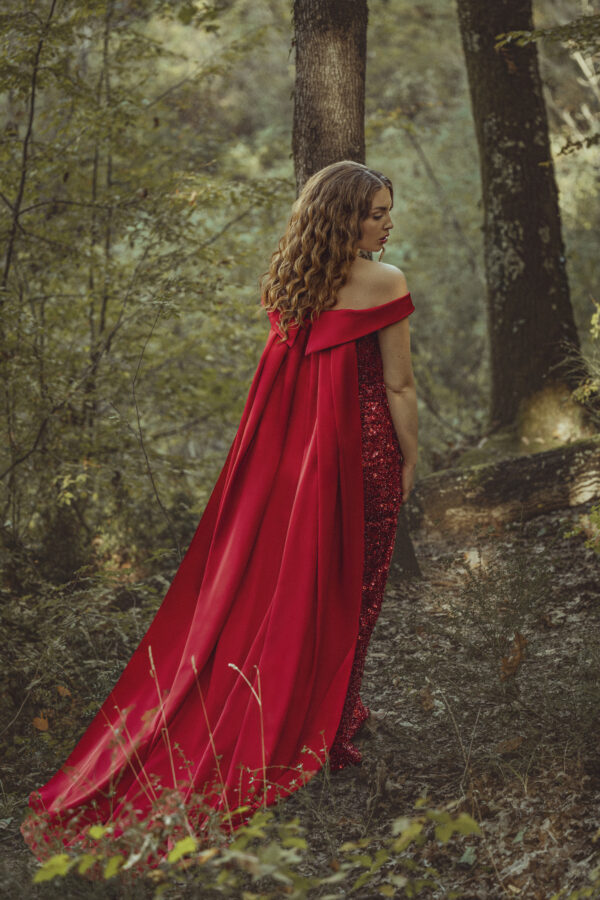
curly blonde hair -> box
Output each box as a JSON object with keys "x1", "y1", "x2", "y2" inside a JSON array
[{"x1": 262, "y1": 161, "x2": 393, "y2": 339}]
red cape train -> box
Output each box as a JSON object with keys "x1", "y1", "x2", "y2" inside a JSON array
[{"x1": 23, "y1": 293, "x2": 414, "y2": 855}]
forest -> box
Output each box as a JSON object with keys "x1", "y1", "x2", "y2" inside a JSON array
[{"x1": 1, "y1": 0, "x2": 599, "y2": 896}]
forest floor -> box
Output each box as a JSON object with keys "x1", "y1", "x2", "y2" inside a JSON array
[
  {"x1": 282, "y1": 498, "x2": 600, "y2": 899},
  {"x1": 1, "y1": 499, "x2": 599, "y2": 898}
]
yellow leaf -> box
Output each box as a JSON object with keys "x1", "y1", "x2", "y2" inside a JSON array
[
  {"x1": 88, "y1": 824, "x2": 107, "y2": 839},
  {"x1": 282, "y1": 836, "x2": 307, "y2": 849},
  {"x1": 33, "y1": 854, "x2": 72, "y2": 883},
  {"x1": 103, "y1": 854, "x2": 124, "y2": 879},
  {"x1": 427, "y1": 810, "x2": 451, "y2": 824},
  {"x1": 33, "y1": 713, "x2": 49, "y2": 731},
  {"x1": 392, "y1": 822, "x2": 423, "y2": 852},
  {"x1": 454, "y1": 813, "x2": 482, "y2": 836},
  {"x1": 435, "y1": 821, "x2": 455, "y2": 843},
  {"x1": 77, "y1": 853, "x2": 98, "y2": 875},
  {"x1": 435, "y1": 812, "x2": 481, "y2": 842},
  {"x1": 167, "y1": 836, "x2": 197, "y2": 863}
]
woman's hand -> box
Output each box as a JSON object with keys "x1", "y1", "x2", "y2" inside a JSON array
[{"x1": 401, "y1": 460, "x2": 416, "y2": 502}]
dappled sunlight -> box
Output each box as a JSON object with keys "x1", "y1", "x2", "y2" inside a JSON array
[{"x1": 518, "y1": 382, "x2": 596, "y2": 451}]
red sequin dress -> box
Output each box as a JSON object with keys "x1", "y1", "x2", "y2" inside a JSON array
[{"x1": 329, "y1": 332, "x2": 402, "y2": 769}]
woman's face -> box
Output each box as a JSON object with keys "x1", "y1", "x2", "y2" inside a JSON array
[{"x1": 356, "y1": 187, "x2": 393, "y2": 253}]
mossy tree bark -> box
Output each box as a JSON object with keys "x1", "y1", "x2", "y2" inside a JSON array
[
  {"x1": 456, "y1": 0, "x2": 580, "y2": 430},
  {"x1": 292, "y1": 0, "x2": 367, "y2": 192}
]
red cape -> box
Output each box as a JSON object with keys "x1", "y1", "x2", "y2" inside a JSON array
[{"x1": 24, "y1": 293, "x2": 414, "y2": 850}]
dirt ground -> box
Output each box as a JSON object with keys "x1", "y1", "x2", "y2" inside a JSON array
[
  {"x1": 2, "y1": 500, "x2": 599, "y2": 898},
  {"x1": 281, "y1": 499, "x2": 600, "y2": 898}
]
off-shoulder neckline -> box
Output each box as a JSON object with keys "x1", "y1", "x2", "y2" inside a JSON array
[{"x1": 325, "y1": 291, "x2": 411, "y2": 313}]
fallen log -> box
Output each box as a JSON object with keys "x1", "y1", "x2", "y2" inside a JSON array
[{"x1": 405, "y1": 434, "x2": 600, "y2": 538}]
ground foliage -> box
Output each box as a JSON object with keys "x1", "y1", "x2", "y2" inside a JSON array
[{"x1": 1, "y1": 501, "x2": 600, "y2": 897}]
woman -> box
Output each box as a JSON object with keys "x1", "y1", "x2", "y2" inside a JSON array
[{"x1": 22, "y1": 160, "x2": 417, "y2": 857}]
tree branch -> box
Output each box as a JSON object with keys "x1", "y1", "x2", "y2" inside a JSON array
[{"x1": 1, "y1": 0, "x2": 59, "y2": 294}]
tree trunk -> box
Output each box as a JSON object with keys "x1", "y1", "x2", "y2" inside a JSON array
[
  {"x1": 292, "y1": 0, "x2": 420, "y2": 576},
  {"x1": 456, "y1": 0, "x2": 580, "y2": 429},
  {"x1": 292, "y1": 0, "x2": 367, "y2": 192}
]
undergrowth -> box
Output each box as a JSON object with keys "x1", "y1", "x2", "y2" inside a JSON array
[
  {"x1": 1, "y1": 516, "x2": 599, "y2": 897},
  {"x1": 20, "y1": 800, "x2": 481, "y2": 898},
  {"x1": 396, "y1": 531, "x2": 600, "y2": 778}
]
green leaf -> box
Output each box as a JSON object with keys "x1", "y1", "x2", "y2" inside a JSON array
[
  {"x1": 435, "y1": 820, "x2": 455, "y2": 842},
  {"x1": 103, "y1": 854, "x2": 124, "y2": 879},
  {"x1": 77, "y1": 853, "x2": 99, "y2": 874},
  {"x1": 230, "y1": 832, "x2": 250, "y2": 851},
  {"x1": 353, "y1": 870, "x2": 373, "y2": 890},
  {"x1": 392, "y1": 822, "x2": 423, "y2": 852},
  {"x1": 373, "y1": 848, "x2": 389, "y2": 867},
  {"x1": 281, "y1": 836, "x2": 308, "y2": 849},
  {"x1": 454, "y1": 813, "x2": 482, "y2": 836},
  {"x1": 33, "y1": 854, "x2": 73, "y2": 883},
  {"x1": 426, "y1": 810, "x2": 451, "y2": 824},
  {"x1": 167, "y1": 835, "x2": 197, "y2": 863}
]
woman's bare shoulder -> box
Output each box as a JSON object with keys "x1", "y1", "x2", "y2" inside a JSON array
[
  {"x1": 335, "y1": 258, "x2": 409, "y2": 310},
  {"x1": 362, "y1": 261, "x2": 408, "y2": 307},
  {"x1": 371, "y1": 261, "x2": 407, "y2": 286}
]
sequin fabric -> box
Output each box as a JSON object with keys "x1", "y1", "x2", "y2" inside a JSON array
[{"x1": 329, "y1": 332, "x2": 402, "y2": 770}]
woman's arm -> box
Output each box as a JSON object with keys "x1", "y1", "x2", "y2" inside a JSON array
[{"x1": 377, "y1": 314, "x2": 418, "y2": 501}]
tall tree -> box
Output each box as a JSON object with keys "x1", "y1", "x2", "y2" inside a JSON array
[
  {"x1": 456, "y1": 0, "x2": 580, "y2": 430},
  {"x1": 291, "y1": 0, "x2": 420, "y2": 577},
  {"x1": 292, "y1": 0, "x2": 367, "y2": 191}
]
